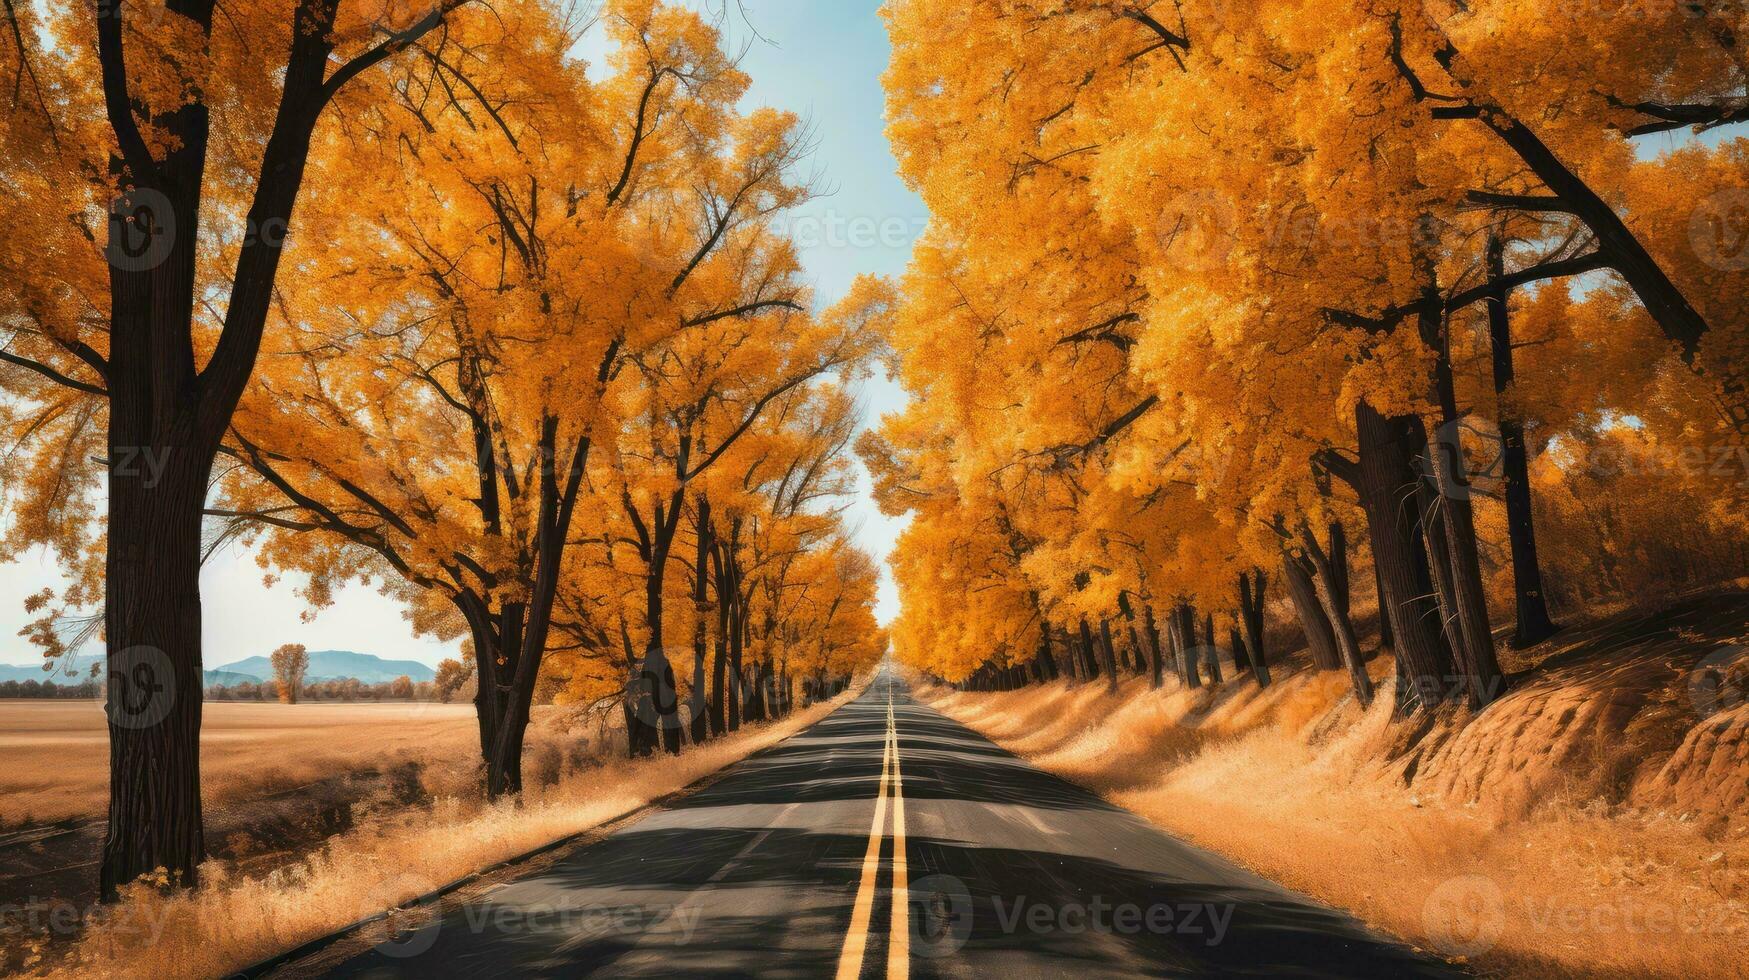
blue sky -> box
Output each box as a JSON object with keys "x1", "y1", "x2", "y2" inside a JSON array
[{"x1": 0, "y1": 0, "x2": 919, "y2": 670}]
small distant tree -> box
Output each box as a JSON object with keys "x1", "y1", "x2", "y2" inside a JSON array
[
  {"x1": 433, "y1": 659, "x2": 473, "y2": 704},
  {"x1": 389, "y1": 675, "x2": 414, "y2": 700},
  {"x1": 270, "y1": 644, "x2": 310, "y2": 705}
]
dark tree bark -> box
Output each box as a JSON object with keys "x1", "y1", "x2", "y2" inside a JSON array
[
  {"x1": 708, "y1": 535, "x2": 731, "y2": 736},
  {"x1": 1485, "y1": 234, "x2": 1561, "y2": 648},
  {"x1": 1416, "y1": 478, "x2": 1470, "y2": 682},
  {"x1": 1118, "y1": 593, "x2": 1148, "y2": 680},
  {"x1": 688, "y1": 496, "x2": 714, "y2": 745},
  {"x1": 1228, "y1": 623, "x2": 1248, "y2": 676},
  {"x1": 1201, "y1": 613, "x2": 1222, "y2": 684},
  {"x1": 1299, "y1": 525, "x2": 1374, "y2": 707},
  {"x1": 624, "y1": 488, "x2": 685, "y2": 755},
  {"x1": 726, "y1": 521, "x2": 747, "y2": 731},
  {"x1": 1174, "y1": 604, "x2": 1202, "y2": 689},
  {"x1": 1142, "y1": 604, "x2": 1166, "y2": 689},
  {"x1": 1420, "y1": 300, "x2": 1508, "y2": 709},
  {"x1": 1326, "y1": 521, "x2": 1351, "y2": 615},
  {"x1": 1351, "y1": 401, "x2": 1457, "y2": 714},
  {"x1": 1078, "y1": 619, "x2": 1101, "y2": 681},
  {"x1": 1281, "y1": 550, "x2": 1341, "y2": 671},
  {"x1": 1372, "y1": 559, "x2": 1395, "y2": 651},
  {"x1": 1237, "y1": 570, "x2": 1272, "y2": 687},
  {"x1": 1036, "y1": 619, "x2": 1059, "y2": 682},
  {"x1": 1097, "y1": 619, "x2": 1120, "y2": 693}
]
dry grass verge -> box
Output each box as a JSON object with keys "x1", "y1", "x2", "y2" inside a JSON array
[
  {"x1": 922, "y1": 653, "x2": 1749, "y2": 979},
  {"x1": 14, "y1": 684, "x2": 863, "y2": 980}
]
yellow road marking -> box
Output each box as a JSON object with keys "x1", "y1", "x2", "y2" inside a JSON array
[
  {"x1": 836, "y1": 705, "x2": 893, "y2": 980},
  {"x1": 887, "y1": 697, "x2": 910, "y2": 980}
]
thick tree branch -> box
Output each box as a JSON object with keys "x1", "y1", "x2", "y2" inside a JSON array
[{"x1": 0, "y1": 349, "x2": 107, "y2": 396}]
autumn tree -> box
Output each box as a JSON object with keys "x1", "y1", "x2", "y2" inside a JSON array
[
  {"x1": 0, "y1": 0, "x2": 495, "y2": 896},
  {"x1": 433, "y1": 658, "x2": 473, "y2": 704},
  {"x1": 269, "y1": 643, "x2": 309, "y2": 705},
  {"x1": 876, "y1": 0, "x2": 1749, "y2": 722}
]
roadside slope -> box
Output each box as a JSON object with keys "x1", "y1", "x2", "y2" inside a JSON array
[{"x1": 920, "y1": 593, "x2": 1749, "y2": 978}]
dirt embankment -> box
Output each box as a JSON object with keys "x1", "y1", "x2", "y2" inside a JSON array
[{"x1": 922, "y1": 592, "x2": 1749, "y2": 979}]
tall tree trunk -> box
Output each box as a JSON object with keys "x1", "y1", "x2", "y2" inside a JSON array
[
  {"x1": 1097, "y1": 619, "x2": 1120, "y2": 693},
  {"x1": 1142, "y1": 605, "x2": 1165, "y2": 689},
  {"x1": 1326, "y1": 521, "x2": 1351, "y2": 615},
  {"x1": 1281, "y1": 551, "x2": 1341, "y2": 670},
  {"x1": 1201, "y1": 613, "x2": 1223, "y2": 684},
  {"x1": 435, "y1": 419, "x2": 592, "y2": 797},
  {"x1": 1077, "y1": 619, "x2": 1100, "y2": 681},
  {"x1": 1036, "y1": 619, "x2": 1059, "y2": 683},
  {"x1": 709, "y1": 538, "x2": 731, "y2": 736},
  {"x1": 1228, "y1": 622, "x2": 1248, "y2": 676},
  {"x1": 689, "y1": 497, "x2": 714, "y2": 745},
  {"x1": 1353, "y1": 401, "x2": 1457, "y2": 714},
  {"x1": 1237, "y1": 570, "x2": 1272, "y2": 687},
  {"x1": 1299, "y1": 526, "x2": 1374, "y2": 707},
  {"x1": 1485, "y1": 234, "x2": 1560, "y2": 648},
  {"x1": 485, "y1": 601, "x2": 528, "y2": 791},
  {"x1": 1422, "y1": 302, "x2": 1508, "y2": 709},
  {"x1": 650, "y1": 575, "x2": 682, "y2": 755},
  {"x1": 101, "y1": 459, "x2": 208, "y2": 897},
  {"x1": 92, "y1": 0, "x2": 464, "y2": 899},
  {"x1": 1118, "y1": 594, "x2": 1148, "y2": 680},
  {"x1": 1372, "y1": 560, "x2": 1395, "y2": 651},
  {"x1": 1174, "y1": 604, "x2": 1202, "y2": 689},
  {"x1": 1417, "y1": 480, "x2": 1470, "y2": 679},
  {"x1": 618, "y1": 617, "x2": 642, "y2": 757},
  {"x1": 725, "y1": 524, "x2": 746, "y2": 731}
]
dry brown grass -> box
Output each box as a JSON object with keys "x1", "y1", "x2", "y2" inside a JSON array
[
  {"x1": 923, "y1": 671, "x2": 1749, "y2": 979},
  {"x1": 12, "y1": 685, "x2": 863, "y2": 980}
]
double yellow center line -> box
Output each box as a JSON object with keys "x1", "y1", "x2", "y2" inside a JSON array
[{"x1": 836, "y1": 693, "x2": 909, "y2": 980}]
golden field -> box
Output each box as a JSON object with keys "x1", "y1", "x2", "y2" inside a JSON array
[{"x1": 0, "y1": 700, "x2": 482, "y2": 828}]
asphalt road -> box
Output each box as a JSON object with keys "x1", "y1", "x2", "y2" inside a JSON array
[{"x1": 297, "y1": 670, "x2": 1461, "y2": 978}]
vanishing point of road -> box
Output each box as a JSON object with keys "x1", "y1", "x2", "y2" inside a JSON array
[{"x1": 286, "y1": 669, "x2": 1461, "y2": 978}]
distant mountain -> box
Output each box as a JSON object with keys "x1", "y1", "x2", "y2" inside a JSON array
[
  {"x1": 202, "y1": 669, "x2": 260, "y2": 688},
  {"x1": 2, "y1": 650, "x2": 433, "y2": 687},
  {"x1": 212, "y1": 650, "x2": 436, "y2": 685},
  {"x1": 0, "y1": 653, "x2": 102, "y2": 685}
]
